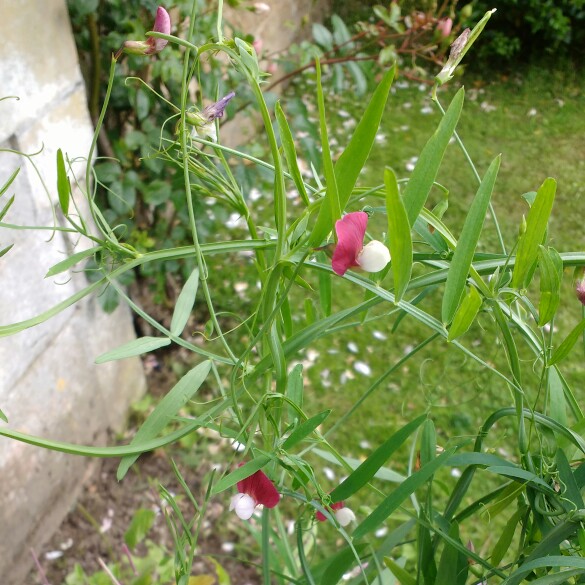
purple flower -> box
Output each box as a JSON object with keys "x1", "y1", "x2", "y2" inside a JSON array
[
  {"x1": 202, "y1": 92, "x2": 236, "y2": 123},
  {"x1": 120, "y1": 6, "x2": 171, "y2": 58},
  {"x1": 331, "y1": 212, "x2": 390, "y2": 276}
]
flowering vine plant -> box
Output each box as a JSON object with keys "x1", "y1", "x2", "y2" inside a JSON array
[{"x1": 2, "y1": 3, "x2": 585, "y2": 584}]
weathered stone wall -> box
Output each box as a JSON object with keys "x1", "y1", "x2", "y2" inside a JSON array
[{"x1": 0, "y1": 2, "x2": 145, "y2": 583}]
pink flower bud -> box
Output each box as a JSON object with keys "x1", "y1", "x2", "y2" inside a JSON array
[
  {"x1": 437, "y1": 17, "x2": 453, "y2": 38},
  {"x1": 120, "y1": 6, "x2": 171, "y2": 58},
  {"x1": 575, "y1": 267, "x2": 585, "y2": 306},
  {"x1": 252, "y1": 38, "x2": 263, "y2": 54}
]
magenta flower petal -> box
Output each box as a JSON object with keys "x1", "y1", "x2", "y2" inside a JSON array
[
  {"x1": 331, "y1": 212, "x2": 368, "y2": 276},
  {"x1": 316, "y1": 500, "x2": 345, "y2": 522},
  {"x1": 146, "y1": 6, "x2": 171, "y2": 54},
  {"x1": 237, "y1": 469, "x2": 280, "y2": 509}
]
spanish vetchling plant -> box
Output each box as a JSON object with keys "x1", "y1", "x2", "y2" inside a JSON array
[{"x1": 2, "y1": 3, "x2": 585, "y2": 584}]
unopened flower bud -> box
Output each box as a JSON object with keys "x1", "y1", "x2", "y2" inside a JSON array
[
  {"x1": 119, "y1": 6, "x2": 171, "y2": 58},
  {"x1": 575, "y1": 267, "x2": 585, "y2": 306},
  {"x1": 436, "y1": 17, "x2": 453, "y2": 38}
]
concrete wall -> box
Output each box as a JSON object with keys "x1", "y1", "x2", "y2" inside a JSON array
[{"x1": 0, "y1": 2, "x2": 145, "y2": 583}]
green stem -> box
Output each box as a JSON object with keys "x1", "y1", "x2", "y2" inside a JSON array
[
  {"x1": 262, "y1": 508, "x2": 271, "y2": 585},
  {"x1": 178, "y1": 4, "x2": 237, "y2": 363}
]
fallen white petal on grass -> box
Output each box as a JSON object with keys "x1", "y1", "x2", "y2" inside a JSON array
[
  {"x1": 373, "y1": 330, "x2": 387, "y2": 340},
  {"x1": 354, "y1": 361, "x2": 372, "y2": 376},
  {"x1": 347, "y1": 342, "x2": 359, "y2": 354}
]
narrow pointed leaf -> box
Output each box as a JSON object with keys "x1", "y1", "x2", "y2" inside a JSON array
[
  {"x1": 170, "y1": 267, "x2": 199, "y2": 336},
  {"x1": 503, "y1": 556, "x2": 585, "y2": 585},
  {"x1": 0, "y1": 194, "x2": 15, "y2": 221},
  {"x1": 45, "y1": 246, "x2": 102, "y2": 278},
  {"x1": 309, "y1": 65, "x2": 395, "y2": 246},
  {"x1": 287, "y1": 364, "x2": 304, "y2": 422},
  {"x1": 353, "y1": 448, "x2": 456, "y2": 539},
  {"x1": 275, "y1": 102, "x2": 310, "y2": 207},
  {"x1": 0, "y1": 244, "x2": 14, "y2": 259},
  {"x1": 548, "y1": 318, "x2": 585, "y2": 366},
  {"x1": 512, "y1": 178, "x2": 556, "y2": 289},
  {"x1": 95, "y1": 336, "x2": 171, "y2": 364},
  {"x1": 556, "y1": 448, "x2": 584, "y2": 509},
  {"x1": 282, "y1": 410, "x2": 330, "y2": 450},
  {"x1": 442, "y1": 154, "x2": 500, "y2": 324},
  {"x1": 320, "y1": 544, "x2": 369, "y2": 585},
  {"x1": 448, "y1": 285, "x2": 482, "y2": 341},
  {"x1": 435, "y1": 522, "x2": 468, "y2": 585},
  {"x1": 315, "y1": 59, "x2": 341, "y2": 234},
  {"x1": 548, "y1": 366, "x2": 568, "y2": 427},
  {"x1": 384, "y1": 167, "x2": 412, "y2": 301},
  {"x1": 403, "y1": 88, "x2": 464, "y2": 226},
  {"x1": 56, "y1": 148, "x2": 70, "y2": 216},
  {"x1": 538, "y1": 246, "x2": 563, "y2": 326},
  {"x1": 485, "y1": 465, "x2": 555, "y2": 492},
  {"x1": 211, "y1": 454, "x2": 272, "y2": 494},
  {"x1": 383, "y1": 558, "x2": 415, "y2": 585},
  {"x1": 491, "y1": 508, "x2": 521, "y2": 566},
  {"x1": 0, "y1": 407, "x2": 7, "y2": 423},
  {"x1": 420, "y1": 418, "x2": 436, "y2": 467},
  {"x1": 117, "y1": 360, "x2": 211, "y2": 479},
  {"x1": 330, "y1": 414, "x2": 427, "y2": 502},
  {"x1": 0, "y1": 167, "x2": 20, "y2": 198}
]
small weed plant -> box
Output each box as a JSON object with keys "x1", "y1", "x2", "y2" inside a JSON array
[{"x1": 2, "y1": 3, "x2": 585, "y2": 584}]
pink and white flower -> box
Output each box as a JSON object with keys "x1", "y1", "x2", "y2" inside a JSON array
[
  {"x1": 316, "y1": 501, "x2": 356, "y2": 527},
  {"x1": 121, "y1": 6, "x2": 171, "y2": 57},
  {"x1": 229, "y1": 468, "x2": 280, "y2": 520},
  {"x1": 331, "y1": 211, "x2": 390, "y2": 276}
]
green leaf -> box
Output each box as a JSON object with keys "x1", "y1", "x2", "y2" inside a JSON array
[
  {"x1": 309, "y1": 65, "x2": 395, "y2": 246},
  {"x1": 512, "y1": 178, "x2": 556, "y2": 289},
  {"x1": 320, "y1": 544, "x2": 369, "y2": 585},
  {"x1": 403, "y1": 88, "x2": 464, "y2": 226},
  {"x1": 315, "y1": 59, "x2": 341, "y2": 234},
  {"x1": 56, "y1": 148, "x2": 70, "y2": 216},
  {"x1": 275, "y1": 102, "x2": 310, "y2": 207},
  {"x1": 353, "y1": 448, "x2": 456, "y2": 539},
  {"x1": 442, "y1": 154, "x2": 500, "y2": 324},
  {"x1": 538, "y1": 246, "x2": 563, "y2": 326},
  {"x1": 491, "y1": 508, "x2": 521, "y2": 566},
  {"x1": 485, "y1": 465, "x2": 555, "y2": 493},
  {"x1": 95, "y1": 336, "x2": 171, "y2": 364},
  {"x1": 383, "y1": 558, "x2": 415, "y2": 585},
  {"x1": 330, "y1": 415, "x2": 426, "y2": 502},
  {"x1": 435, "y1": 522, "x2": 468, "y2": 585},
  {"x1": 556, "y1": 448, "x2": 584, "y2": 509},
  {"x1": 317, "y1": 251, "x2": 332, "y2": 316},
  {"x1": 447, "y1": 285, "x2": 482, "y2": 341},
  {"x1": 117, "y1": 360, "x2": 211, "y2": 479},
  {"x1": 45, "y1": 246, "x2": 102, "y2": 278},
  {"x1": 0, "y1": 244, "x2": 14, "y2": 259},
  {"x1": 0, "y1": 406, "x2": 7, "y2": 423},
  {"x1": 503, "y1": 556, "x2": 585, "y2": 585},
  {"x1": 211, "y1": 455, "x2": 272, "y2": 494},
  {"x1": 312, "y1": 23, "x2": 333, "y2": 49},
  {"x1": 548, "y1": 367, "x2": 568, "y2": 427},
  {"x1": 124, "y1": 509, "x2": 155, "y2": 548},
  {"x1": 548, "y1": 318, "x2": 585, "y2": 366},
  {"x1": 420, "y1": 418, "x2": 436, "y2": 467},
  {"x1": 282, "y1": 410, "x2": 330, "y2": 450},
  {"x1": 0, "y1": 167, "x2": 20, "y2": 198},
  {"x1": 170, "y1": 267, "x2": 199, "y2": 336},
  {"x1": 287, "y1": 364, "x2": 304, "y2": 422},
  {"x1": 0, "y1": 194, "x2": 15, "y2": 221},
  {"x1": 384, "y1": 167, "x2": 412, "y2": 301}
]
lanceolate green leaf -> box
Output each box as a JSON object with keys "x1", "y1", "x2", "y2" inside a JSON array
[
  {"x1": 538, "y1": 246, "x2": 563, "y2": 326},
  {"x1": 503, "y1": 556, "x2": 585, "y2": 585},
  {"x1": 170, "y1": 267, "x2": 199, "y2": 336},
  {"x1": 548, "y1": 318, "x2": 585, "y2": 366},
  {"x1": 447, "y1": 285, "x2": 482, "y2": 341},
  {"x1": 353, "y1": 447, "x2": 455, "y2": 539},
  {"x1": 512, "y1": 178, "x2": 556, "y2": 289},
  {"x1": 442, "y1": 154, "x2": 500, "y2": 324},
  {"x1": 56, "y1": 148, "x2": 70, "y2": 216},
  {"x1": 45, "y1": 246, "x2": 102, "y2": 278},
  {"x1": 435, "y1": 522, "x2": 468, "y2": 585},
  {"x1": 403, "y1": 88, "x2": 464, "y2": 226},
  {"x1": 330, "y1": 414, "x2": 427, "y2": 502},
  {"x1": 384, "y1": 167, "x2": 412, "y2": 301},
  {"x1": 275, "y1": 101, "x2": 310, "y2": 207},
  {"x1": 383, "y1": 558, "x2": 416, "y2": 585},
  {"x1": 281, "y1": 410, "x2": 330, "y2": 450},
  {"x1": 117, "y1": 360, "x2": 211, "y2": 479},
  {"x1": 0, "y1": 167, "x2": 20, "y2": 198},
  {"x1": 309, "y1": 65, "x2": 395, "y2": 246},
  {"x1": 315, "y1": 59, "x2": 341, "y2": 234},
  {"x1": 95, "y1": 336, "x2": 171, "y2": 364},
  {"x1": 211, "y1": 454, "x2": 272, "y2": 494},
  {"x1": 0, "y1": 407, "x2": 7, "y2": 423}
]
